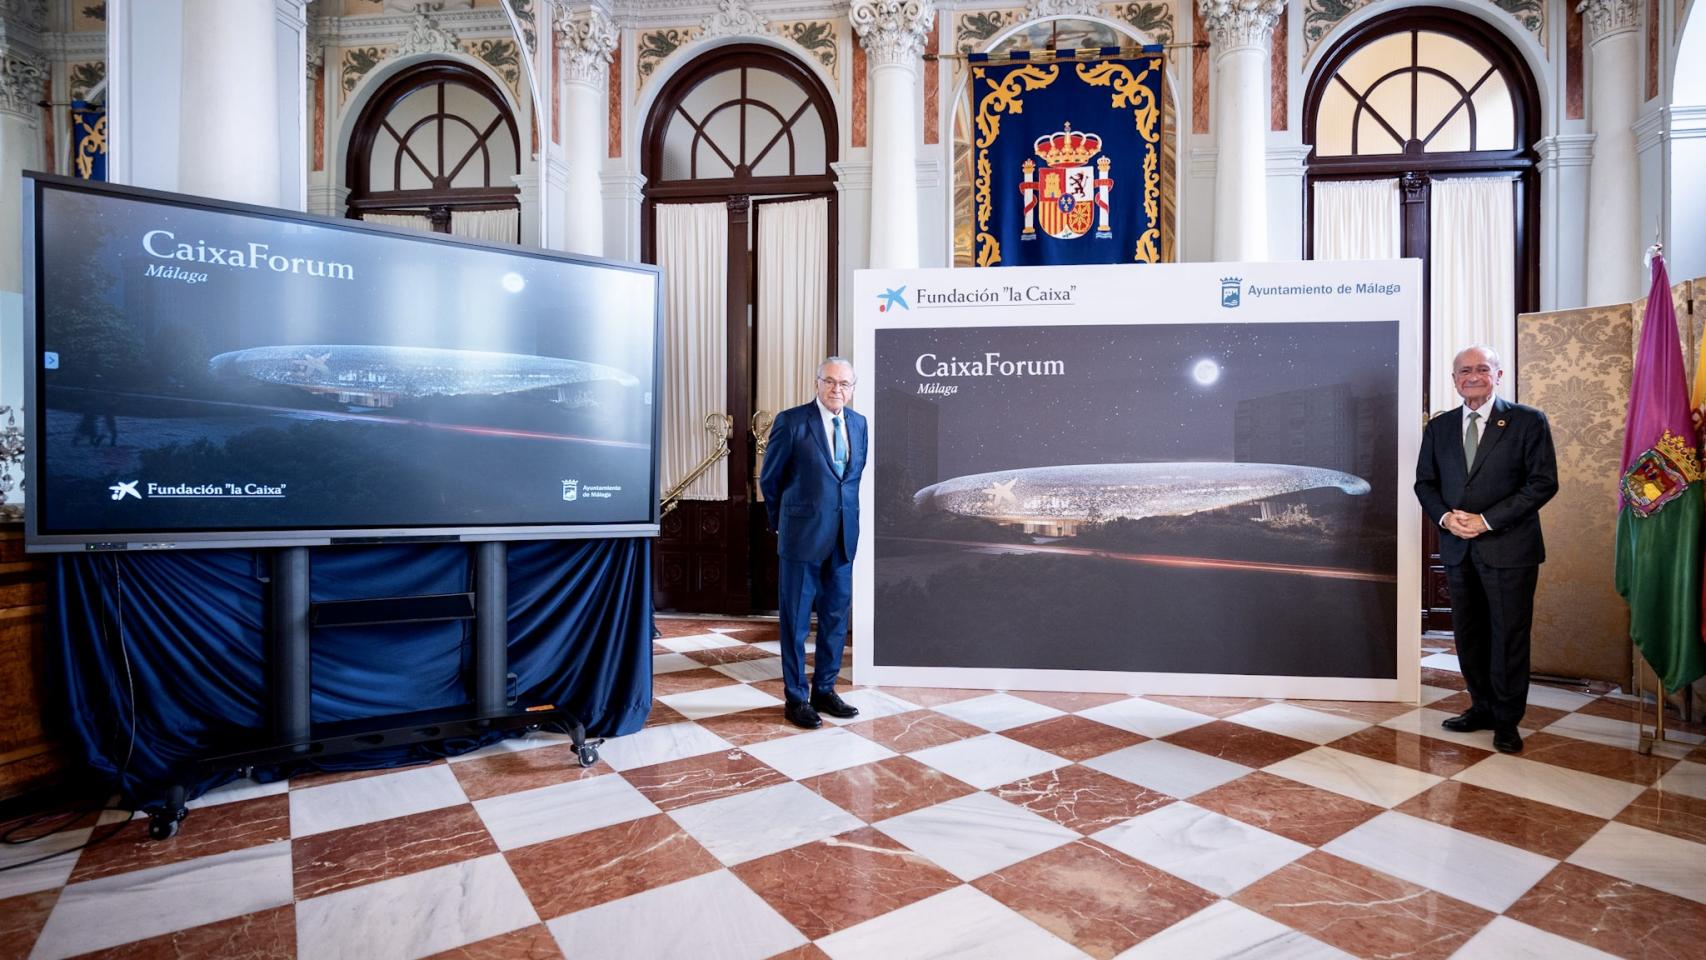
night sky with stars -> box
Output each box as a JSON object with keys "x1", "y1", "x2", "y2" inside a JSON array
[{"x1": 876, "y1": 321, "x2": 1398, "y2": 481}]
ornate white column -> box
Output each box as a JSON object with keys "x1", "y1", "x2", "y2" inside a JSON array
[
  {"x1": 1198, "y1": 0, "x2": 1283, "y2": 262},
  {"x1": 177, "y1": 0, "x2": 283, "y2": 205},
  {"x1": 852, "y1": 0, "x2": 933, "y2": 269},
  {"x1": 556, "y1": 5, "x2": 616, "y2": 256},
  {"x1": 1579, "y1": 0, "x2": 1642, "y2": 304},
  {"x1": 0, "y1": 54, "x2": 45, "y2": 294}
]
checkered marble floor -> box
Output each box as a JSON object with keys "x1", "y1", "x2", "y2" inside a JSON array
[{"x1": 6, "y1": 619, "x2": 1706, "y2": 960}]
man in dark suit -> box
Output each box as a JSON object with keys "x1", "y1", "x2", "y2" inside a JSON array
[
  {"x1": 1415, "y1": 345, "x2": 1558, "y2": 753},
  {"x1": 759, "y1": 357, "x2": 867, "y2": 729}
]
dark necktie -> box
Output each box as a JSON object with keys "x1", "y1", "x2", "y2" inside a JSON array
[
  {"x1": 1464, "y1": 411, "x2": 1480, "y2": 473},
  {"x1": 832, "y1": 415, "x2": 846, "y2": 478}
]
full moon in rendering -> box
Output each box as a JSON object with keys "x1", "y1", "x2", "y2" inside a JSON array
[
  {"x1": 501, "y1": 272, "x2": 526, "y2": 293},
  {"x1": 1192, "y1": 359, "x2": 1221, "y2": 385}
]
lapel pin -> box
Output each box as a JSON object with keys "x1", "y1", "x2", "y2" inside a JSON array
[{"x1": 1496, "y1": 419, "x2": 1506, "y2": 427}]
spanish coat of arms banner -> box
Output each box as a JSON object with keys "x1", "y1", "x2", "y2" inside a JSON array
[{"x1": 970, "y1": 49, "x2": 1164, "y2": 268}]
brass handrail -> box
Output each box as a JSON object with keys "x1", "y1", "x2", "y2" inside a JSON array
[
  {"x1": 660, "y1": 412, "x2": 733, "y2": 516},
  {"x1": 750, "y1": 410, "x2": 775, "y2": 459}
]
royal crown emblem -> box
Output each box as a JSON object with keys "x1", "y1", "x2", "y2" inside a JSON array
[{"x1": 1018, "y1": 123, "x2": 1114, "y2": 242}]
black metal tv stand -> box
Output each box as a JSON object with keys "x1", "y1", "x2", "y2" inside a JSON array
[{"x1": 147, "y1": 542, "x2": 600, "y2": 840}]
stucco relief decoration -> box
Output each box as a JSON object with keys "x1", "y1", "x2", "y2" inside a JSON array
[
  {"x1": 1577, "y1": 0, "x2": 1637, "y2": 39},
  {"x1": 1491, "y1": 0, "x2": 1543, "y2": 35},
  {"x1": 700, "y1": 0, "x2": 768, "y2": 39},
  {"x1": 955, "y1": 10, "x2": 1019, "y2": 54},
  {"x1": 341, "y1": 46, "x2": 395, "y2": 101},
  {"x1": 503, "y1": 0, "x2": 537, "y2": 56},
  {"x1": 1023, "y1": 0, "x2": 1104, "y2": 18},
  {"x1": 397, "y1": 7, "x2": 462, "y2": 56},
  {"x1": 556, "y1": 6, "x2": 617, "y2": 86},
  {"x1": 0, "y1": 55, "x2": 45, "y2": 117},
  {"x1": 67, "y1": 61, "x2": 104, "y2": 101},
  {"x1": 637, "y1": 28, "x2": 701, "y2": 87},
  {"x1": 1111, "y1": 2, "x2": 1175, "y2": 44},
  {"x1": 1197, "y1": 0, "x2": 1285, "y2": 52},
  {"x1": 851, "y1": 0, "x2": 937, "y2": 68},
  {"x1": 775, "y1": 21, "x2": 838, "y2": 78},
  {"x1": 462, "y1": 37, "x2": 523, "y2": 99}
]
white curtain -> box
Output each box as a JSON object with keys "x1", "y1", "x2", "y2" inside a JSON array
[
  {"x1": 1311, "y1": 179, "x2": 1400, "y2": 260},
  {"x1": 1430, "y1": 177, "x2": 1517, "y2": 413},
  {"x1": 450, "y1": 208, "x2": 520, "y2": 244},
  {"x1": 754, "y1": 197, "x2": 830, "y2": 495},
  {"x1": 360, "y1": 212, "x2": 432, "y2": 231},
  {"x1": 656, "y1": 202, "x2": 729, "y2": 501}
]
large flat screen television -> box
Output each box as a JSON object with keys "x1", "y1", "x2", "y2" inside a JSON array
[{"x1": 23, "y1": 174, "x2": 662, "y2": 552}]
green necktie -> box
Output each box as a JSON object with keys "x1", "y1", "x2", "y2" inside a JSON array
[
  {"x1": 1464, "y1": 411, "x2": 1480, "y2": 472},
  {"x1": 833, "y1": 415, "x2": 846, "y2": 477}
]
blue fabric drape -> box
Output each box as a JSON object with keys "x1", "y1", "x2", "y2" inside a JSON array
[{"x1": 53, "y1": 540, "x2": 652, "y2": 807}]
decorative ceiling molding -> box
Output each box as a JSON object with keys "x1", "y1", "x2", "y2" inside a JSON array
[{"x1": 1022, "y1": 0, "x2": 1105, "y2": 21}]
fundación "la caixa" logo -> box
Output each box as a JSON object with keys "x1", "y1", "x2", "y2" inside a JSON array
[
  {"x1": 876, "y1": 286, "x2": 909, "y2": 313},
  {"x1": 1220, "y1": 277, "x2": 1242, "y2": 308}
]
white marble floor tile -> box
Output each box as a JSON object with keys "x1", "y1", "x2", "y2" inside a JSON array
[
  {"x1": 1083, "y1": 740, "x2": 1251, "y2": 799},
  {"x1": 1524, "y1": 684, "x2": 1598, "y2": 712},
  {"x1": 288, "y1": 764, "x2": 467, "y2": 838},
  {"x1": 186, "y1": 776, "x2": 288, "y2": 808},
  {"x1": 751, "y1": 640, "x2": 783, "y2": 655},
  {"x1": 823, "y1": 688, "x2": 922, "y2": 725},
  {"x1": 660, "y1": 683, "x2": 782, "y2": 721},
  {"x1": 656, "y1": 633, "x2": 745, "y2": 653},
  {"x1": 1420, "y1": 652, "x2": 1462, "y2": 672},
  {"x1": 1321, "y1": 811, "x2": 1556, "y2": 912},
  {"x1": 547, "y1": 870, "x2": 806, "y2": 960},
  {"x1": 29, "y1": 841, "x2": 293, "y2": 960},
  {"x1": 1079, "y1": 697, "x2": 1214, "y2": 738},
  {"x1": 932, "y1": 692, "x2": 1065, "y2": 732},
  {"x1": 0, "y1": 826, "x2": 89, "y2": 900},
  {"x1": 1226, "y1": 702, "x2": 1369, "y2": 745},
  {"x1": 668, "y1": 781, "x2": 865, "y2": 866},
  {"x1": 1381, "y1": 708, "x2": 1491, "y2": 749},
  {"x1": 1657, "y1": 759, "x2": 1706, "y2": 800},
  {"x1": 652, "y1": 652, "x2": 702, "y2": 674},
  {"x1": 1453, "y1": 754, "x2": 1645, "y2": 819},
  {"x1": 474, "y1": 773, "x2": 660, "y2": 851},
  {"x1": 1265, "y1": 747, "x2": 1442, "y2": 808},
  {"x1": 1566, "y1": 821, "x2": 1706, "y2": 904},
  {"x1": 711, "y1": 657, "x2": 787, "y2": 684},
  {"x1": 1092, "y1": 802, "x2": 1308, "y2": 897},
  {"x1": 1116, "y1": 900, "x2": 1354, "y2": 960},
  {"x1": 1450, "y1": 916, "x2": 1620, "y2": 960},
  {"x1": 908, "y1": 734, "x2": 1069, "y2": 790},
  {"x1": 817, "y1": 884, "x2": 1086, "y2": 960},
  {"x1": 596, "y1": 722, "x2": 734, "y2": 772},
  {"x1": 872, "y1": 790, "x2": 1080, "y2": 881},
  {"x1": 294, "y1": 853, "x2": 538, "y2": 960},
  {"x1": 742, "y1": 726, "x2": 895, "y2": 780},
  {"x1": 1543, "y1": 711, "x2": 1706, "y2": 750},
  {"x1": 1418, "y1": 685, "x2": 1458, "y2": 705}
]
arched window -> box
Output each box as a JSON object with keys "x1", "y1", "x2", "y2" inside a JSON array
[
  {"x1": 346, "y1": 61, "x2": 521, "y2": 239},
  {"x1": 1312, "y1": 28, "x2": 1518, "y2": 157}
]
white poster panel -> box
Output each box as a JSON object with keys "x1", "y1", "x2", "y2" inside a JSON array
[{"x1": 852, "y1": 261, "x2": 1423, "y2": 701}]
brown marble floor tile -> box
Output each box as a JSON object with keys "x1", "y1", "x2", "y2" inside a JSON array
[
  {"x1": 697, "y1": 706, "x2": 813, "y2": 745},
  {"x1": 623, "y1": 749, "x2": 789, "y2": 811},
  {"x1": 652, "y1": 667, "x2": 741, "y2": 696},
  {"x1": 643, "y1": 701, "x2": 690, "y2": 728},
  {"x1": 764, "y1": 946, "x2": 831, "y2": 960},
  {"x1": 1005, "y1": 690, "x2": 1133, "y2": 711},
  {"x1": 988, "y1": 765, "x2": 1173, "y2": 833},
  {"x1": 0, "y1": 805, "x2": 103, "y2": 837},
  {"x1": 1392, "y1": 781, "x2": 1605, "y2": 860},
  {"x1": 1420, "y1": 667, "x2": 1469, "y2": 690},
  {"x1": 450, "y1": 743, "x2": 609, "y2": 802},
  {"x1": 1614, "y1": 786, "x2": 1706, "y2": 844},
  {"x1": 1161, "y1": 721, "x2": 1314, "y2": 768},
  {"x1": 421, "y1": 924, "x2": 564, "y2": 959},
  {"x1": 1192, "y1": 771, "x2": 1382, "y2": 847},
  {"x1": 74, "y1": 903, "x2": 295, "y2": 960},
  {"x1": 802, "y1": 756, "x2": 977, "y2": 821},
  {"x1": 725, "y1": 624, "x2": 781, "y2": 643},
  {"x1": 1519, "y1": 731, "x2": 1679, "y2": 784},
  {"x1": 1506, "y1": 862, "x2": 1706, "y2": 960},
  {"x1": 731, "y1": 826, "x2": 961, "y2": 939},
  {"x1": 867, "y1": 685, "x2": 990, "y2": 707},
  {"x1": 1232, "y1": 851, "x2": 1492, "y2": 960},
  {"x1": 69, "y1": 794, "x2": 290, "y2": 884},
  {"x1": 1142, "y1": 695, "x2": 1269, "y2": 718},
  {"x1": 1285, "y1": 698, "x2": 1417, "y2": 724},
  {"x1": 1327, "y1": 726, "x2": 1491, "y2": 778},
  {"x1": 684, "y1": 644, "x2": 777, "y2": 666},
  {"x1": 1575, "y1": 696, "x2": 1706, "y2": 734},
  {"x1": 1431, "y1": 691, "x2": 1568, "y2": 730},
  {"x1": 973, "y1": 839, "x2": 1217, "y2": 959},
  {"x1": 505, "y1": 813, "x2": 721, "y2": 918},
  {"x1": 289, "y1": 759, "x2": 445, "y2": 790},
  {"x1": 749, "y1": 674, "x2": 856, "y2": 703},
  {"x1": 0, "y1": 889, "x2": 58, "y2": 960},
  {"x1": 293, "y1": 803, "x2": 498, "y2": 900},
  {"x1": 1001, "y1": 715, "x2": 1146, "y2": 763},
  {"x1": 845, "y1": 710, "x2": 986, "y2": 753},
  {"x1": 653, "y1": 618, "x2": 718, "y2": 638},
  {"x1": 651, "y1": 643, "x2": 669, "y2": 655}
]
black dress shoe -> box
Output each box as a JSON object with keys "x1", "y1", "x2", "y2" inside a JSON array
[
  {"x1": 1493, "y1": 726, "x2": 1523, "y2": 754},
  {"x1": 810, "y1": 689, "x2": 859, "y2": 719},
  {"x1": 1440, "y1": 710, "x2": 1492, "y2": 733},
  {"x1": 784, "y1": 700, "x2": 822, "y2": 729}
]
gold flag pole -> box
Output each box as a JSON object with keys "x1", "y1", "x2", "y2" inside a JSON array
[{"x1": 924, "y1": 40, "x2": 1204, "y2": 64}]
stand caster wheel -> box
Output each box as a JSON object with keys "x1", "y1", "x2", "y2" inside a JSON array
[
  {"x1": 576, "y1": 745, "x2": 599, "y2": 767},
  {"x1": 148, "y1": 810, "x2": 184, "y2": 840}
]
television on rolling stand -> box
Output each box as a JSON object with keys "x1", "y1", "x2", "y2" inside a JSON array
[{"x1": 22, "y1": 174, "x2": 662, "y2": 552}]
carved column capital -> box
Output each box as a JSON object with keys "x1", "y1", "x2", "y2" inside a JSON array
[
  {"x1": 1196, "y1": 0, "x2": 1285, "y2": 55},
  {"x1": 0, "y1": 53, "x2": 44, "y2": 120},
  {"x1": 850, "y1": 0, "x2": 935, "y2": 70},
  {"x1": 1576, "y1": 0, "x2": 1639, "y2": 43},
  {"x1": 556, "y1": 5, "x2": 618, "y2": 87}
]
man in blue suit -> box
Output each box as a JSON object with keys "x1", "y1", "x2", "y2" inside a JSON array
[{"x1": 759, "y1": 356, "x2": 867, "y2": 728}]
